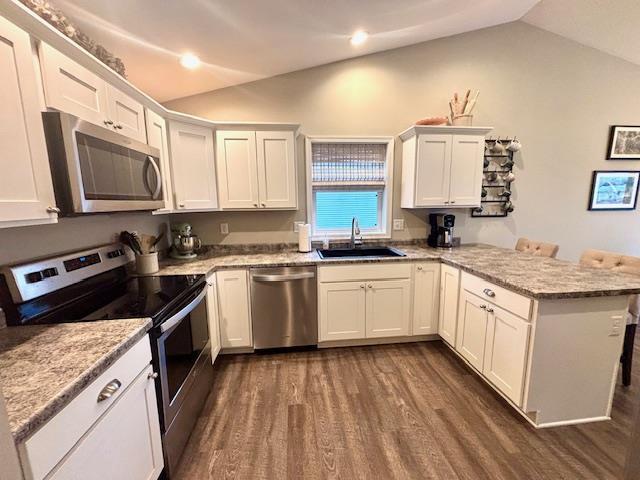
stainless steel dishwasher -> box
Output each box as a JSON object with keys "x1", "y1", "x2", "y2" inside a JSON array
[{"x1": 250, "y1": 266, "x2": 317, "y2": 349}]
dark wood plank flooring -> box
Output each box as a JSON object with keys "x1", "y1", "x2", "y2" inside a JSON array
[{"x1": 175, "y1": 336, "x2": 640, "y2": 479}]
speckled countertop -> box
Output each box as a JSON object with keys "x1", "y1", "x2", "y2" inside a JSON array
[
  {"x1": 159, "y1": 243, "x2": 640, "y2": 299},
  {"x1": 0, "y1": 318, "x2": 151, "y2": 443}
]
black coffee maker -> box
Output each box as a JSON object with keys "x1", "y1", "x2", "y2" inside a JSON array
[{"x1": 428, "y1": 213, "x2": 455, "y2": 248}]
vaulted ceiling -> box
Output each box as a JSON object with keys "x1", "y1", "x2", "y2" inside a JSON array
[{"x1": 55, "y1": 0, "x2": 539, "y2": 101}]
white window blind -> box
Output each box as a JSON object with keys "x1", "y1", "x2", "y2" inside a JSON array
[{"x1": 308, "y1": 140, "x2": 392, "y2": 238}]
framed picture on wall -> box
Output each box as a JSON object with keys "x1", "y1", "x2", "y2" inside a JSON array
[
  {"x1": 607, "y1": 126, "x2": 640, "y2": 159},
  {"x1": 588, "y1": 171, "x2": 640, "y2": 210}
]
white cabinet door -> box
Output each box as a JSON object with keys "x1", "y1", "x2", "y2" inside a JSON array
[
  {"x1": 39, "y1": 42, "x2": 109, "y2": 126},
  {"x1": 256, "y1": 131, "x2": 297, "y2": 209},
  {"x1": 483, "y1": 305, "x2": 530, "y2": 406},
  {"x1": 449, "y1": 135, "x2": 484, "y2": 206},
  {"x1": 49, "y1": 365, "x2": 163, "y2": 480},
  {"x1": 216, "y1": 130, "x2": 259, "y2": 209},
  {"x1": 366, "y1": 279, "x2": 411, "y2": 338},
  {"x1": 414, "y1": 134, "x2": 451, "y2": 207},
  {"x1": 455, "y1": 290, "x2": 489, "y2": 372},
  {"x1": 412, "y1": 263, "x2": 440, "y2": 335},
  {"x1": 106, "y1": 85, "x2": 146, "y2": 143},
  {"x1": 438, "y1": 265, "x2": 460, "y2": 346},
  {"x1": 216, "y1": 270, "x2": 252, "y2": 348},
  {"x1": 169, "y1": 121, "x2": 218, "y2": 211},
  {"x1": 319, "y1": 282, "x2": 366, "y2": 341},
  {"x1": 206, "y1": 275, "x2": 222, "y2": 362},
  {"x1": 0, "y1": 17, "x2": 57, "y2": 226},
  {"x1": 145, "y1": 109, "x2": 172, "y2": 212}
]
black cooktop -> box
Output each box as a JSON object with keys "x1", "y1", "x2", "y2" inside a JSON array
[{"x1": 6, "y1": 267, "x2": 204, "y2": 327}]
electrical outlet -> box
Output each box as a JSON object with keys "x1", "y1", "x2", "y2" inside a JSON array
[
  {"x1": 609, "y1": 315, "x2": 623, "y2": 336},
  {"x1": 293, "y1": 221, "x2": 305, "y2": 233},
  {"x1": 393, "y1": 219, "x2": 405, "y2": 231},
  {"x1": 220, "y1": 223, "x2": 229, "y2": 235}
]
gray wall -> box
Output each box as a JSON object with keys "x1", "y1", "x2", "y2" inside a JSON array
[{"x1": 165, "y1": 21, "x2": 640, "y2": 261}]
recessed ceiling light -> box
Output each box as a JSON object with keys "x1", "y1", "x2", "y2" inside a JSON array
[
  {"x1": 180, "y1": 53, "x2": 201, "y2": 70},
  {"x1": 350, "y1": 30, "x2": 369, "y2": 46}
]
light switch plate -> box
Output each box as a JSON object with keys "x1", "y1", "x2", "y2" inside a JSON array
[
  {"x1": 393, "y1": 219, "x2": 405, "y2": 231},
  {"x1": 220, "y1": 223, "x2": 229, "y2": 235},
  {"x1": 293, "y1": 221, "x2": 305, "y2": 233}
]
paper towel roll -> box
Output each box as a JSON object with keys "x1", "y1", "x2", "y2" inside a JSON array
[{"x1": 298, "y1": 224, "x2": 311, "y2": 252}]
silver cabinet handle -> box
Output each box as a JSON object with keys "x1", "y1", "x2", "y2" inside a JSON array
[
  {"x1": 148, "y1": 371, "x2": 158, "y2": 380},
  {"x1": 261, "y1": 203, "x2": 266, "y2": 207},
  {"x1": 487, "y1": 308, "x2": 494, "y2": 314},
  {"x1": 368, "y1": 284, "x2": 373, "y2": 289},
  {"x1": 451, "y1": 200, "x2": 456, "y2": 204},
  {"x1": 103, "y1": 119, "x2": 114, "y2": 126},
  {"x1": 360, "y1": 284, "x2": 365, "y2": 289},
  {"x1": 114, "y1": 124, "x2": 123, "y2": 129},
  {"x1": 46, "y1": 206, "x2": 61, "y2": 214},
  {"x1": 480, "y1": 305, "x2": 487, "y2": 310},
  {"x1": 444, "y1": 201, "x2": 449, "y2": 204},
  {"x1": 483, "y1": 288, "x2": 496, "y2": 298},
  {"x1": 417, "y1": 266, "x2": 423, "y2": 271},
  {"x1": 179, "y1": 203, "x2": 185, "y2": 208},
  {"x1": 97, "y1": 379, "x2": 122, "y2": 402}
]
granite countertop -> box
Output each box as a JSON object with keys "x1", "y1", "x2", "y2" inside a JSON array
[
  {"x1": 0, "y1": 318, "x2": 151, "y2": 443},
  {"x1": 159, "y1": 243, "x2": 640, "y2": 299}
]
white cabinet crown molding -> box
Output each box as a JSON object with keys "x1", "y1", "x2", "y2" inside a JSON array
[{"x1": 398, "y1": 125, "x2": 493, "y2": 141}]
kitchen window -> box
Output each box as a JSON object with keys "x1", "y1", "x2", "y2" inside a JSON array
[{"x1": 306, "y1": 137, "x2": 394, "y2": 239}]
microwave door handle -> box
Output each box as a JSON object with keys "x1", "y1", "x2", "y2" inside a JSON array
[
  {"x1": 147, "y1": 156, "x2": 162, "y2": 200},
  {"x1": 160, "y1": 287, "x2": 207, "y2": 333}
]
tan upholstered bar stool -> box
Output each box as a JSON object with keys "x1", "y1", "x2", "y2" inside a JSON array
[
  {"x1": 579, "y1": 249, "x2": 640, "y2": 386},
  {"x1": 515, "y1": 237, "x2": 560, "y2": 258}
]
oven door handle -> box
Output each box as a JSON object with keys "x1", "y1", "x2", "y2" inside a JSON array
[{"x1": 160, "y1": 286, "x2": 207, "y2": 333}]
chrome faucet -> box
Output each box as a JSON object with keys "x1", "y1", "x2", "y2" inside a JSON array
[{"x1": 350, "y1": 217, "x2": 363, "y2": 249}]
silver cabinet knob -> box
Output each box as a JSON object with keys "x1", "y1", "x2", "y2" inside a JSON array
[
  {"x1": 487, "y1": 308, "x2": 494, "y2": 314},
  {"x1": 368, "y1": 284, "x2": 373, "y2": 289},
  {"x1": 114, "y1": 124, "x2": 123, "y2": 129},
  {"x1": 450, "y1": 200, "x2": 456, "y2": 204},
  {"x1": 97, "y1": 379, "x2": 122, "y2": 402},
  {"x1": 147, "y1": 371, "x2": 158, "y2": 380},
  {"x1": 104, "y1": 119, "x2": 114, "y2": 126},
  {"x1": 417, "y1": 266, "x2": 423, "y2": 271},
  {"x1": 46, "y1": 206, "x2": 61, "y2": 214},
  {"x1": 483, "y1": 288, "x2": 496, "y2": 298},
  {"x1": 360, "y1": 284, "x2": 365, "y2": 289},
  {"x1": 179, "y1": 203, "x2": 185, "y2": 208},
  {"x1": 253, "y1": 203, "x2": 258, "y2": 207},
  {"x1": 480, "y1": 305, "x2": 487, "y2": 310},
  {"x1": 444, "y1": 201, "x2": 449, "y2": 204},
  {"x1": 261, "y1": 203, "x2": 266, "y2": 207}
]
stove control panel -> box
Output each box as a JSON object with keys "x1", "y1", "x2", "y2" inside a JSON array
[{"x1": 1, "y1": 244, "x2": 131, "y2": 303}]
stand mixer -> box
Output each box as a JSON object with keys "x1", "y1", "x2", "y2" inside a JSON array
[{"x1": 170, "y1": 223, "x2": 202, "y2": 259}]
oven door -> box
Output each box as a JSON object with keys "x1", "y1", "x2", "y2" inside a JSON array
[
  {"x1": 154, "y1": 284, "x2": 210, "y2": 430},
  {"x1": 43, "y1": 111, "x2": 164, "y2": 213}
]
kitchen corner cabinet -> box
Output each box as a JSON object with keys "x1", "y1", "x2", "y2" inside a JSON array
[
  {"x1": 412, "y1": 263, "x2": 440, "y2": 335},
  {"x1": 0, "y1": 16, "x2": 57, "y2": 227},
  {"x1": 39, "y1": 42, "x2": 146, "y2": 142},
  {"x1": 216, "y1": 270, "x2": 252, "y2": 348},
  {"x1": 216, "y1": 130, "x2": 297, "y2": 210},
  {"x1": 399, "y1": 125, "x2": 491, "y2": 208},
  {"x1": 438, "y1": 264, "x2": 460, "y2": 346},
  {"x1": 169, "y1": 121, "x2": 219, "y2": 211},
  {"x1": 206, "y1": 273, "x2": 222, "y2": 362},
  {"x1": 146, "y1": 109, "x2": 173, "y2": 213}
]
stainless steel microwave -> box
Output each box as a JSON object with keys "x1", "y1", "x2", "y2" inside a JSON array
[{"x1": 42, "y1": 111, "x2": 164, "y2": 214}]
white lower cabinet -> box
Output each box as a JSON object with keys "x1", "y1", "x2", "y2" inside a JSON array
[
  {"x1": 216, "y1": 270, "x2": 252, "y2": 348},
  {"x1": 482, "y1": 305, "x2": 530, "y2": 406},
  {"x1": 455, "y1": 289, "x2": 489, "y2": 372},
  {"x1": 19, "y1": 336, "x2": 163, "y2": 480},
  {"x1": 438, "y1": 265, "x2": 460, "y2": 346},
  {"x1": 412, "y1": 263, "x2": 440, "y2": 335},
  {"x1": 206, "y1": 273, "x2": 222, "y2": 361},
  {"x1": 319, "y1": 281, "x2": 366, "y2": 341},
  {"x1": 366, "y1": 279, "x2": 411, "y2": 338}
]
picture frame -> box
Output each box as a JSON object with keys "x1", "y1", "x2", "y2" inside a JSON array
[
  {"x1": 588, "y1": 171, "x2": 640, "y2": 211},
  {"x1": 607, "y1": 125, "x2": 640, "y2": 159}
]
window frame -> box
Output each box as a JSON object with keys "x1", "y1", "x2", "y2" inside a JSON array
[{"x1": 305, "y1": 136, "x2": 394, "y2": 240}]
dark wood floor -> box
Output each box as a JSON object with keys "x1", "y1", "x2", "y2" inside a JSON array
[{"x1": 175, "y1": 336, "x2": 640, "y2": 479}]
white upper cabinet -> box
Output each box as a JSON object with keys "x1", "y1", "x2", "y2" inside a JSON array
[
  {"x1": 0, "y1": 16, "x2": 57, "y2": 227},
  {"x1": 39, "y1": 42, "x2": 146, "y2": 142},
  {"x1": 256, "y1": 131, "x2": 297, "y2": 208},
  {"x1": 169, "y1": 121, "x2": 219, "y2": 211},
  {"x1": 412, "y1": 263, "x2": 440, "y2": 335},
  {"x1": 400, "y1": 126, "x2": 491, "y2": 208},
  {"x1": 145, "y1": 109, "x2": 172, "y2": 212},
  {"x1": 216, "y1": 129, "x2": 297, "y2": 210},
  {"x1": 216, "y1": 130, "x2": 260, "y2": 209}
]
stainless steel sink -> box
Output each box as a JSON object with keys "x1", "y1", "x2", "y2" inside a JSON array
[{"x1": 316, "y1": 246, "x2": 406, "y2": 259}]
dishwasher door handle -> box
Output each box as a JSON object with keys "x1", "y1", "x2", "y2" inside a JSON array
[{"x1": 252, "y1": 272, "x2": 316, "y2": 282}]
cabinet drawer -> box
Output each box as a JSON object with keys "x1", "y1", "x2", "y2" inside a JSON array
[
  {"x1": 21, "y1": 336, "x2": 152, "y2": 480},
  {"x1": 460, "y1": 272, "x2": 531, "y2": 320},
  {"x1": 318, "y1": 263, "x2": 412, "y2": 283}
]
